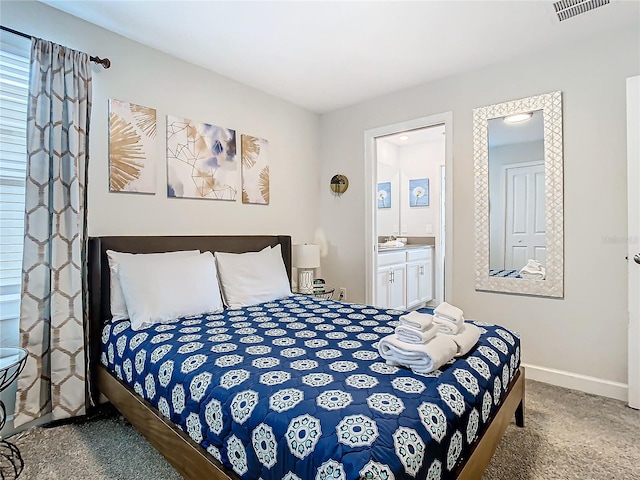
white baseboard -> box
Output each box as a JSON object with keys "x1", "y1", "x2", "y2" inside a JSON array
[{"x1": 522, "y1": 363, "x2": 628, "y2": 403}]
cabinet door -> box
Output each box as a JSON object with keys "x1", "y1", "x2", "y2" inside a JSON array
[
  {"x1": 389, "y1": 264, "x2": 407, "y2": 310},
  {"x1": 406, "y1": 262, "x2": 422, "y2": 309},
  {"x1": 418, "y1": 258, "x2": 434, "y2": 303},
  {"x1": 376, "y1": 267, "x2": 390, "y2": 308}
]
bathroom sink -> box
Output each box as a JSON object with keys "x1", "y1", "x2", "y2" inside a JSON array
[{"x1": 378, "y1": 243, "x2": 430, "y2": 251}]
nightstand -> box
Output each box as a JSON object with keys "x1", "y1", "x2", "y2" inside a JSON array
[
  {"x1": 1, "y1": 347, "x2": 28, "y2": 479},
  {"x1": 293, "y1": 286, "x2": 335, "y2": 299}
]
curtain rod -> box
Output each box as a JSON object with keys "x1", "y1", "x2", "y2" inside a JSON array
[{"x1": 0, "y1": 25, "x2": 111, "y2": 69}]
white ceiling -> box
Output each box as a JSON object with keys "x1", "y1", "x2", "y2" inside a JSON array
[{"x1": 41, "y1": 0, "x2": 639, "y2": 113}]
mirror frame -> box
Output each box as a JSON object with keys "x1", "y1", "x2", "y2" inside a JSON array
[{"x1": 473, "y1": 91, "x2": 564, "y2": 298}]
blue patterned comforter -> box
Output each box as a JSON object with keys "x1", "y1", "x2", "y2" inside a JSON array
[
  {"x1": 100, "y1": 296, "x2": 520, "y2": 480},
  {"x1": 489, "y1": 269, "x2": 522, "y2": 279}
]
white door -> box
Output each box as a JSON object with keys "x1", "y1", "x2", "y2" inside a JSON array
[
  {"x1": 420, "y1": 257, "x2": 434, "y2": 304},
  {"x1": 376, "y1": 265, "x2": 406, "y2": 309},
  {"x1": 505, "y1": 163, "x2": 546, "y2": 270},
  {"x1": 389, "y1": 264, "x2": 407, "y2": 310},
  {"x1": 406, "y1": 262, "x2": 422, "y2": 309},
  {"x1": 376, "y1": 268, "x2": 390, "y2": 308},
  {"x1": 627, "y1": 75, "x2": 639, "y2": 409}
]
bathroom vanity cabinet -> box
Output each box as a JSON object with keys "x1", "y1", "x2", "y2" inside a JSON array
[{"x1": 376, "y1": 246, "x2": 433, "y2": 310}]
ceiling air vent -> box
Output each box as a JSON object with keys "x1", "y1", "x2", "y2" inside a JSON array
[{"x1": 553, "y1": 0, "x2": 610, "y2": 21}]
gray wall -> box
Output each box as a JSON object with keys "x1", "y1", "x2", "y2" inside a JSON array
[
  {"x1": 1, "y1": 0, "x2": 321, "y2": 240},
  {"x1": 319, "y1": 24, "x2": 640, "y2": 394}
]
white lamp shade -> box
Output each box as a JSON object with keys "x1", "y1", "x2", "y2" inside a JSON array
[{"x1": 292, "y1": 244, "x2": 320, "y2": 269}]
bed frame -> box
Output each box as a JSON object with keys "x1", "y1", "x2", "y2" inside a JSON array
[{"x1": 87, "y1": 235, "x2": 524, "y2": 480}]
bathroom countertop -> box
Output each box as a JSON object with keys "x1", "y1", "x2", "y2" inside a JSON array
[{"x1": 377, "y1": 244, "x2": 433, "y2": 252}]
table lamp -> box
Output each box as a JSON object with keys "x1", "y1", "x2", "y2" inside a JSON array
[{"x1": 292, "y1": 244, "x2": 320, "y2": 294}]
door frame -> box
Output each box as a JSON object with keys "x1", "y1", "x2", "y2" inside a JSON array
[
  {"x1": 627, "y1": 75, "x2": 639, "y2": 409},
  {"x1": 364, "y1": 112, "x2": 453, "y2": 306}
]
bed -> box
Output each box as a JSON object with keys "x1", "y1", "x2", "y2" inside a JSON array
[{"x1": 88, "y1": 235, "x2": 524, "y2": 480}]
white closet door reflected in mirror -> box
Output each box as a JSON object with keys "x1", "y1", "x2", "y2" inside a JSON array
[{"x1": 488, "y1": 110, "x2": 546, "y2": 275}]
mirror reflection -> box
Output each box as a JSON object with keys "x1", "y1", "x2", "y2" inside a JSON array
[
  {"x1": 488, "y1": 110, "x2": 546, "y2": 280},
  {"x1": 375, "y1": 126, "x2": 445, "y2": 241}
]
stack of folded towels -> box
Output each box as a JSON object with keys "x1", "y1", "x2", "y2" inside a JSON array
[
  {"x1": 378, "y1": 302, "x2": 481, "y2": 374},
  {"x1": 519, "y1": 259, "x2": 546, "y2": 279}
]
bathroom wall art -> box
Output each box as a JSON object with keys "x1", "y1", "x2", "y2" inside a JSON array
[
  {"x1": 409, "y1": 178, "x2": 429, "y2": 207},
  {"x1": 377, "y1": 182, "x2": 391, "y2": 209}
]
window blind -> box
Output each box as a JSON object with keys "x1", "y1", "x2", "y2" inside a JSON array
[{"x1": 0, "y1": 32, "x2": 30, "y2": 337}]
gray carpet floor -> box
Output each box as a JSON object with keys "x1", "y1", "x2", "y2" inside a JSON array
[{"x1": 7, "y1": 379, "x2": 640, "y2": 480}]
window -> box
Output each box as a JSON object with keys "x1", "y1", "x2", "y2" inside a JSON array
[{"x1": 0, "y1": 32, "x2": 30, "y2": 347}]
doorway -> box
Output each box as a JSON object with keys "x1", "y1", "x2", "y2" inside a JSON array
[{"x1": 364, "y1": 112, "x2": 453, "y2": 308}]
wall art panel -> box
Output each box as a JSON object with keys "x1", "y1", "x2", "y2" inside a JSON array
[
  {"x1": 377, "y1": 182, "x2": 391, "y2": 209},
  {"x1": 241, "y1": 134, "x2": 269, "y2": 204},
  {"x1": 166, "y1": 115, "x2": 237, "y2": 200},
  {"x1": 409, "y1": 178, "x2": 429, "y2": 207},
  {"x1": 108, "y1": 99, "x2": 157, "y2": 193}
]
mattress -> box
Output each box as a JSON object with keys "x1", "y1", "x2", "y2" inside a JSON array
[{"x1": 100, "y1": 295, "x2": 520, "y2": 480}]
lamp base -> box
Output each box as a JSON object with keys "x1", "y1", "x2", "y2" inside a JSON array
[{"x1": 297, "y1": 269, "x2": 314, "y2": 294}]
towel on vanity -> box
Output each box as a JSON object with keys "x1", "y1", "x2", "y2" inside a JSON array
[
  {"x1": 398, "y1": 311, "x2": 433, "y2": 331},
  {"x1": 378, "y1": 334, "x2": 457, "y2": 374},
  {"x1": 440, "y1": 323, "x2": 482, "y2": 357},
  {"x1": 396, "y1": 323, "x2": 438, "y2": 344}
]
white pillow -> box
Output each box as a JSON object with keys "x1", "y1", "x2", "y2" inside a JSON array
[
  {"x1": 118, "y1": 251, "x2": 223, "y2": 331},
  {"x1": 215, "y1": 244, "x2": 292, "y2": 308},
  {"x1": 106, "y1": 249, "x2": 200, "y2": 320}
]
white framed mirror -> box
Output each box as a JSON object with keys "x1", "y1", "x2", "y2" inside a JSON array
[{"x1": 474, "y1": 91, "x2": 564, "y2": 297}]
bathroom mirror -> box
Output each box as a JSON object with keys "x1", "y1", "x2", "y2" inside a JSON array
[
  {"x1": 474, "y1": 91, "x2": 564, "y2": 297},
  {"x1": 375, "y1": 126, "x2": 445, "y2": 241}
]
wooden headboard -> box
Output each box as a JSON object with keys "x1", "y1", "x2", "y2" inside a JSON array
[{"x1": 87, "y1": 235, "x2": 292, "y2": 404}]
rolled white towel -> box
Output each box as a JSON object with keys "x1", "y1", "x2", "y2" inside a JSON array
[
  {"x1": 396, "y1": 323, "x2": 438, "y2": 344},
  {"x1": 433, "y1": 317, "x2": 461, "y2": 335},
  {"x1": 520, "y1": 272, "x2": 545, "y2": 280},
  {"x1": 434, "y1": 302, "x2": 464, "y2": 323},
  {"x1": 439, "y1": 323, "x2": 481, "y2": 357},
  {"x1": 378, "y1": 334, "x2": 457, "y2": 374},
  {"x1": 398, "y1": 311, "x2": 433, "y2": 331},
  {"x1": 520, "y1": 266, "x2": 545, "y2": 279}
]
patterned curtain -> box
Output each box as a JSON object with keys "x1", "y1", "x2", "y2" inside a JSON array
[{"x1": 14, "y1": 38, "x2": 92, "y2": 427}]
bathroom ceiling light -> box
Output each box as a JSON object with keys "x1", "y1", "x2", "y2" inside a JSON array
[
  {"x1": 504, "y1": 112, "x2": 533, "y2": 124},
  {"x1": 398, "y1": 135, "x2": 409, "y2": 141}
]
